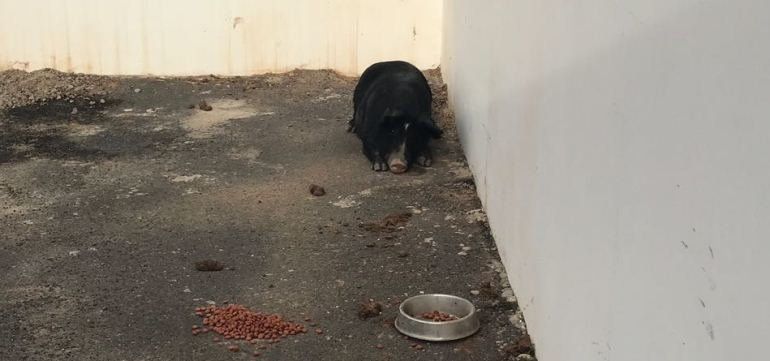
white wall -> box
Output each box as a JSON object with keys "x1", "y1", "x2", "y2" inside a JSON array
[
  {"x1": 0, "y1": 0, "x2": 442, "y2": 76},
  {"x1": 442, "y1": 1, "x2": 770, "y2": 360}
]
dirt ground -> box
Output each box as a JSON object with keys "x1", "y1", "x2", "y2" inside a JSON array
[{"x1": 0, "y1": 69, "x2": 533, "y2": 360}]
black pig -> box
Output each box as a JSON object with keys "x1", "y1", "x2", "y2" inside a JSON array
[{"x1": 349, "y1": 61, "x2": 442, "y2": 174}]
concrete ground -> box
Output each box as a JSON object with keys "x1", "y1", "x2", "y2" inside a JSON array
[{"x1": 0, "y1": 70, "x2": 531, "y2": 360}]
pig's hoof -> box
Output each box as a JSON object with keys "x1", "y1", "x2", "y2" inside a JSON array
[
  {"x1": 416, "y1": 155, "x2": 433, "y2": 167},
  {"x1": 372, "y1": 161, "x2": 389, "y2": 172}
]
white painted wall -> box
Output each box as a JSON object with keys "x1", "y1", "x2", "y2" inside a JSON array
[
  {"x1": 0, "y1": 0, "x2": 441, "y2": 76},
  {"x1": 442, "y1": 1, "x2": 770, "y2": 360}
]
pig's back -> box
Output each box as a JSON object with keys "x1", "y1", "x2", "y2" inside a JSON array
[
  {"x1": 354, "y1": 61, "x2": 432, "y2": 128},
  {"x1": 353, "y1": 61, "x2": 431, "y2": 114}
]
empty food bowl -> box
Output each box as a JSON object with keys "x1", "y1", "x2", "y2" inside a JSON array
[{"x1": 394, "y1": 293, "x2": 480, "y2": 341}]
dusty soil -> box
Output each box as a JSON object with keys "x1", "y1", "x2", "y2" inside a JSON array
[
  {"x1": 0, "y1": 69, "x2": 117, "y2": 110},
  {"x1": 0, "y1": 69, "x2": 531, "y2": 360}
]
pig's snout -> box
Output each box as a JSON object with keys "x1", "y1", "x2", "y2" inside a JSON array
[
  {"x1": 387, "y1": 141, "x2": 408, "y2": 174},
  {"x1": 388, "y1": 159, "x2": 407, "y2": 174}
]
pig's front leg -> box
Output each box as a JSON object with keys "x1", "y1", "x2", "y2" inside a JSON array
[
  {"x1": 363, "y1": 145, "x2": 388, "y2": 171},
  {"x1": 416, "y1": 147, "x2": 433, "y2": 167},
  {"x1": 371, "y1": 154, "x2": 389, "y2": 172}
]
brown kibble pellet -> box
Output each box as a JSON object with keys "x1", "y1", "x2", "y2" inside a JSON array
[
  {"x1": 193, "y1": 304, "x2": 306, "y2": 345},
  {"x1": 315, "y1": 329, "x2": 323, "y2": 335},
  {"x1": 375, "y1": 344, "x2": 384, "y2": 349},
  {"x1": 419, "y1": 310, "x2": 458, "y2": 322},
  {"x1": 228, "y1": 345, "x2": 240, "y2": 352}
]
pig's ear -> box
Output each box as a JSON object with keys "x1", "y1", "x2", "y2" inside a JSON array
[{"x1": 418, "y1": 116, "x2": 443, "y2": 139}]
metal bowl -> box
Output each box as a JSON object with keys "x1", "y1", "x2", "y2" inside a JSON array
[{"x1": 394, "y1": 294, "x2": 480, "y2": 341}]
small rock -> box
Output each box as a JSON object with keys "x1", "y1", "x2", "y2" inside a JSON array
[
  {"x1": 397, "y1": 251, "x2": 409, "y2": 258},
  {"x1": 375, "y1": 344, "x2": 384, "y2": 349},
  {"x1": 479, "y1": 281, "x2": 496, "y2": 297},
  {"x1": 134, "y1": 88, "x2": 142, "y2": 93},
  {"x1": 365, "y1": 242, "x2": 376, "y2": 248},
  {"x1": 504, "y1": 335, "x2": 534, "y2": 355},
  {"x1": 309, "y1": 184, "x2": 326, "y2": 196},
  {"x1": 99, "y1": 98, "x2": 106, "y2": 103},
  {"x1": 515, "y1": 355, "x2": 536, "y2": 361},
  {"x1": 470, "y1": 290, "x2": 480, "y2": 295},
  {"x1": 70, "y1": 107, "x2": 78, "y2": 115},
  {"x1": 509, "y1": 310, "x2": 527, "y2": 331},
  {"x1": 457, "y1": 251, "x2": 468, "y2": 256},
  {"x1": 227, "y1": 345, "x2": 240, "y2": 352},
  {"x1": 198, "y1": 100, "x2": 213, "y2": 111},
  {"x1": 357, "y1": 300, "x2": 383, "y2": 319}
]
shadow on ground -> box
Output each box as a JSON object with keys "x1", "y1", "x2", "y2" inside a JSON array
[{"x1": 0, "y1": 70, "x2": 532, "y2": 361}]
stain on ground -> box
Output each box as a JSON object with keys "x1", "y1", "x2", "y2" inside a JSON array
[
  {"x1": 360, "y1": 212, "x2": 413, "y2": 233},
  {"x1": 194, "y1": 260, "x2": 225, "y2": 272},
  {"x1": 0, "y1": 69, "x2": 534, "y2": 360}
]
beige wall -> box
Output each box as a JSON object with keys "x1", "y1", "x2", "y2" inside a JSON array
[
  {"x1": 0, "y1": 0, "x2": 442, "y2": 76},
  {"x1": 443, "y1": 1, "x2": 770, "y2": 360}
]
